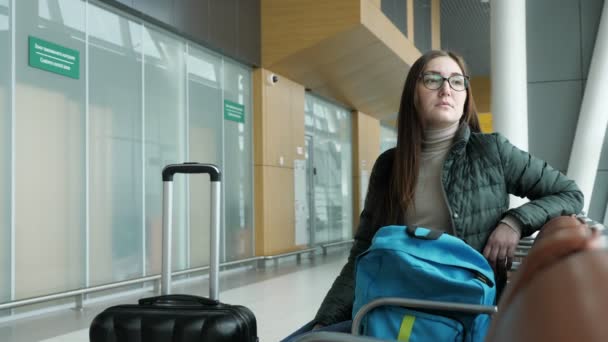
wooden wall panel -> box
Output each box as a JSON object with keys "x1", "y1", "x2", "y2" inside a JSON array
[
  {"x1": 471, "y1": 76, "x2": 493, "y2": 133},
  {"x1": 254, "y1": 164, "x2": 266, "y2": 254},
  {"x1": 254, "y1": 165, "x2": 296, "y2": 255},
  {"x1": 471, "y1": 76, "x2": 492, "y2": 113},
  {"x1": 262, "y1": 0, "x2": 420, "y2": 119},
  {"x1": 265, "y1": 75, "x2": 292, "y2": 167},
  {"x1": 265, "y1": 166, "x2": 295, "y2": 254},
  {"x1": 352, "y1": 111, "x2": 380, "y2": 231},
  {"x1": 361, "y1": 0, "x2": 420, "y2": 64},
  {"x1": 254, "y1": 69, "x2": 304, "y2": 168},
  {"x1": 431, "y1": 0, "x2": 441, "y2": 49},
  {"x1": 262, "y1": 0, "x2": 360, "y2": 66},
  {"x1": 407, "y1": 0, "x2": 415, "y2": 40},
  {"x1": 253, "y1": 67, "x2": 306, "y2": 255}
]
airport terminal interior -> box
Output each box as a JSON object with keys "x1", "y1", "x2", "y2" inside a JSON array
[{"x1": 0, "y1": 0, "x2": 607, "y2": 341}]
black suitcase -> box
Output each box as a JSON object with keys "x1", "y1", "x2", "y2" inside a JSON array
[{"x1": 90, "y1": 163, "x2": 258, "y2": 342}]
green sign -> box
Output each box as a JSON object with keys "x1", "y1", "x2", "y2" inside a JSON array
[
  {"x1": 224, "y1": 100, "x2": 245, "y2": 123},
  {"x1": 29, "y1": 36, "x2": 80, "y2": 79}
]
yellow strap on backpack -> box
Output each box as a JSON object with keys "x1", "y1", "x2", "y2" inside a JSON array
[{"x1": 397, "y1": 315, "x2": 416, "y2": 341}]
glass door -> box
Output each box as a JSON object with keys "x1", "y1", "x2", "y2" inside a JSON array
[{"x1": 305, "y1": 134, "x2": 316, "y2": 246}]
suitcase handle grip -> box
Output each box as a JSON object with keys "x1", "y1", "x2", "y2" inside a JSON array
[
  {"x1": 162, "y1": 163, "x2": 221, "y2": 182},
  {"x1": 139, "y1": 294, "x2": 220, "y2": 307}
]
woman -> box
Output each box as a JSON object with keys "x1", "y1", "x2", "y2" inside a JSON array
[{"x1": 282, "y1": 50, "x2": 583, "y2": 341}]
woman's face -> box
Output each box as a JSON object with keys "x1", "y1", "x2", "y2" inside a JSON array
[{"x1": 415, "y1": 56, "x2": 468, "y2": 129}]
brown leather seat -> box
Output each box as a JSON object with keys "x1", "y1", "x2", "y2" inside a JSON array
[{"x1": 486, "y1": 216, "x2": 608, "y2": 342}]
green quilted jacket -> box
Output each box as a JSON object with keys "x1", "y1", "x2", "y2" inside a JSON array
[{"x1": 314, "y1": 125, "x2": 584, "y2": 326}]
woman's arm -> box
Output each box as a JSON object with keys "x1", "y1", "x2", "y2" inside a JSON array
[
  {"x1": 313, "y1": 149, "x2": 393, "y2": 326},
  {"x1": 312, "y1": 237, "x2": 372, "y2": 326},
  {"x1": 495, "y1": 133, "x2": 584, "y2": 236}
]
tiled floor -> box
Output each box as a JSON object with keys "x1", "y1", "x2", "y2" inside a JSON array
[{"x1": 0, "y1": 249, "x2": 349, "y2": 342}]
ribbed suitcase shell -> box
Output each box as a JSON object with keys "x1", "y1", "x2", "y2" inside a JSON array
[{"x1": 90, "y1": 295, "x2": 257, "y2": 342}]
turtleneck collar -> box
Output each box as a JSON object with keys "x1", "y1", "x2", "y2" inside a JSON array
[{"x1": 422, "y1": 121, "x2": 460, "y2": 153}]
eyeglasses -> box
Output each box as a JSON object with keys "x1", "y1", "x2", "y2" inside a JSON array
[{"x1": 419, "y1": 72, "x2": 469, "y2": 91}]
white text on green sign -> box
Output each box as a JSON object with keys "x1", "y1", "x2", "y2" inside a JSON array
[
  {"x1": 224, "y1": 100, "x2": 245, "y2": 123},
  {"x1": 29, "y1": 36, "x2": 80, "y2": 79}
]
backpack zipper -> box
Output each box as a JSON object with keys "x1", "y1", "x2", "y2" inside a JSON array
[{"x1": 473, "y1": 270, "x2": 494, "y2": 287}]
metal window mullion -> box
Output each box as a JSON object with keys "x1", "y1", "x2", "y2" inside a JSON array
[
  {"x1": 220, "y1": 57, "x2": 226, "y2": 263},
  {"x1": 84, "y1": 0, "x2": 90, "y2": 291},
  {"x1": 10, "y1": 0, "x2": 16, "y2": 305},
  {"x1": 185, "y1": 43, "x2": 190, "y2": 270},
  {"x1": 248, "y1": 71, "x2": 255, "y2": 257},
  {"x1": 603, "y1": 201, "x2": 608, "y2": 225},
  {"x1": 141, "y1": 23, "x2": 147, "y2": 278}
]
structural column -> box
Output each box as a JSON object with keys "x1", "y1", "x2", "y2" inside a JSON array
[
  {"x1": 491, "y1": 0, "x2": 528, "y2": 208},
  {"x1": 567, "y1": 1, "x2": 608, "y2": 213},
  {"x1": 491, "y1": 0, "x2": 528, "y2": 151}
]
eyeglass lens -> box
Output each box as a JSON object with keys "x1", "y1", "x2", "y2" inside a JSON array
[{"x1": 421, "y1": 73, "x2": 468, "y2": 91}]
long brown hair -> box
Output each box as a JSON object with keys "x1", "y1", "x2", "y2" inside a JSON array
[{"x1": 385, "y1": 50, "x2": 480, "y2": 225}]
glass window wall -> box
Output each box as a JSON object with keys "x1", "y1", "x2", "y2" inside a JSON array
[
  {"x1": 222, "y1": 62, "x2": 253, "y2": 261},
  {"x1": 0, "y1": 0, "x2": 254, "y2": 309},
  {"x1": 380, "y1": 122, "x2": 397, "y2": 153},
  {"x1": 143, "y1": 25, "x2": 188, "y2": 275},
  {"x1": 88, "y1": 2, "x2": 143, "y2": 285},
  {"x1": 0, "y1": 0, "x2": 10, "y2": 304},
  {"x1": 305, "y1": 94, "x2": 353, "y2": 244},
  {"x1": 15, "y1": 0, "x2": 86, "y2": 299},
  {"x1": 187, "y1": 46, "x2": 222, "y2": 268}
]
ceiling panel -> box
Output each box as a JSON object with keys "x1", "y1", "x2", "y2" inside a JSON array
[{"x1": 440, "y1": 0, "x2": 491, "y2": 76}]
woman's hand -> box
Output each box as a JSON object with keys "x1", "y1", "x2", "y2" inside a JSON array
[{"x1": 483, "y1": 223, "x2": 521, "y2": 272}]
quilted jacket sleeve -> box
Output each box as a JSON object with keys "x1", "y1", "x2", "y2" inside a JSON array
[
  {"x1": 495, "y1": 133, "x2": 584, "y2": 237},
  {"x1": 313, "y1": 149, "x2": 393, "y2": 326}
]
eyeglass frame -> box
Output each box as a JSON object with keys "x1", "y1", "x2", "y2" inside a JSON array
[{"x1": 418, "y1": 72, "x2": 470, "y2": 92}]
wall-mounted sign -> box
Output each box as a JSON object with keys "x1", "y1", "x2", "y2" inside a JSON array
[
  {"x1": 224, "y1": 100, "x2": 245, "y2": 123},
  {"x1": 29, "y1": 36, "x2": 80, "y2": 79}
]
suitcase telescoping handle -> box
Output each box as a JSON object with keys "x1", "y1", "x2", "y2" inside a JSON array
[
  {"x1": 161, "y1": 163, "x2": 222, "y2": 300},
  {"x1": 139, "y1": 294, "x2": 219, "y2": 307},
  {"x1": 351, "y1": 297, "x2": 498, "y2": 336}
]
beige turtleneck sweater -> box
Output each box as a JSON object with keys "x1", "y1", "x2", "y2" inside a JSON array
[
  {"x1": 404, "y1": 121, "x2": 523, "y2": 237},
  {"x1": 404, "y1": 122, "x2": 459, "y2": 234}
]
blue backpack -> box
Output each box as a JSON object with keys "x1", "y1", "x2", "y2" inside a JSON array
[{"x1": 352, "y1": 225, "x2": 496, "y2": 342}]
